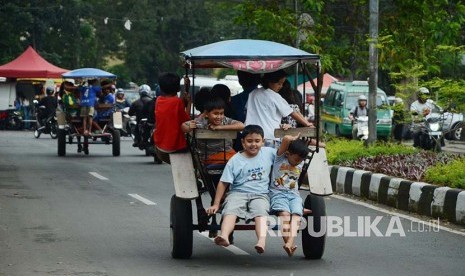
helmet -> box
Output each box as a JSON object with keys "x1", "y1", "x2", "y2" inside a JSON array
[
  {"x1": 46, "y1": 86, "x2": 54, "y2": 95},
  {"x1": 116, "y1": 88, "x2": 124, "y2": 95},
  {"x1": 417, "y1": 87, "x2": 430, "y2": 102},
  {"x1": 418, "y1": 87, "x2": 429, "y2": 94},
  {"x1": 139, "y1": 84, "x2": 151, "y2": 97},
  {"x1": 358, "y1": 95, "x2": 367, "y2": 101}
]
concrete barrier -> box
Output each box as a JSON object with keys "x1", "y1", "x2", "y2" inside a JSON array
[{"x1": 329, "y1": 165, "x2": 465, "y2": 225}]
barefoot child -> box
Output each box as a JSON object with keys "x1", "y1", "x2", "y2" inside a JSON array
[
  {"x1": 206, "y1": 125, "x2": 275, "y2": 254},
  {"x1": 270, "y1": 135, "x2": 317, "y2": 257},
  {"x1": 181, "y1": 97, "x2": 244, "y2": 164}
]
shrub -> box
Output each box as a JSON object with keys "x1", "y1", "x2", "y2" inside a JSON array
[
  {"x1": 327, "y1": 137, "x2": 463, "y2": 188},
  {"x1": 424, "y1": 158, "x2": 465, "y2": 189},
  {"x1": 326, "y1": 138, "x2": 416, "y2": 164},
  {"x1": 339, "y1": 152, "x2": 459, "y2": 182}
]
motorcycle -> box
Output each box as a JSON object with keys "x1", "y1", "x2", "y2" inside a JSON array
[
  {"x1": 356, "y1": 115, "x2": 369, "y2": 141},
  {"x1": 118, "y1": 106, "x2": 136, "y2": 138},
  {"x1": 411, "y1": 112, "x2": 445, "y2": 152},
  {"x1": 136, "y1": 118, "x2": 162, "y2": 164},
  {"x1": 0, "y1": 110, "x2": 23, "y2": 130},
  {"x1": 33, "y1": 102, "x2": 58, "y2": 139}
]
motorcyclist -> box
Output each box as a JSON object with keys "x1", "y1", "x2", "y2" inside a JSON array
[
  {"x1": 410, "y1": 87, "x2": 435, "y2": 147},
  {"x1": 348, "y1": 95, "x2": 368, "y2": 139},
  {"x1": 129, "y1": 84, "x2": 152, "y2": 147},
  {"x1": 115, "y1": 88, "x2": 130, "y2": 110},
  {"x1": 37, "y1": 86, "x2": 57, "y2": 126}
]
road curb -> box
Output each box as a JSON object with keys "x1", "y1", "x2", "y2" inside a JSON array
[{"x1": 329, "y1": 165, "x2": 465, "y2": 226}]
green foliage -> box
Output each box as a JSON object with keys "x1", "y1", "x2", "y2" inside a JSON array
[
  {"x1": 1, "y1": 0, "x2": 465, "y2": 97},
  {"x1": 327, "y1": 137, "x2": 464, "y2": 188},
  {"x1": 423, "y1": 78, "x2": 465, "y2": 112},
  {"x1": 325, "y1": 138, "x2": 416, "y2": 164},
  {"x1": 424, "y1": 158, "x2": 465, "y2": 189}
]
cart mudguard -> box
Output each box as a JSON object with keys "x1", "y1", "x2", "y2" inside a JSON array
[
  {"x1": 56, "y1": 111, "x2": 67, "y2": 128},
  {"x1": 170, "y1": 152, "x2": 199, "y2": 199},
  {"x1": 112, "y1": 111, "x2": 123, "y2": 129},
  {"x1": 307, "y1": 147, "x2": 333, "y2": 196}
]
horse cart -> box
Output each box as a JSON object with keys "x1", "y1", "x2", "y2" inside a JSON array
[
  {"x1": 56, "y1": 68, "x2": 122, "y2": 156},
  {"x1": 169, "y1": 39, "x2": 333, "y2": 259}
]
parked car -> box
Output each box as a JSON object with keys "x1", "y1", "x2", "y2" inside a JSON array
[
  {"x1": 321, "y1": 81, "x2": 392, "y2": 139},
  {"x1": 432, "y1": 103, "x2": 463, "y2": 141}
]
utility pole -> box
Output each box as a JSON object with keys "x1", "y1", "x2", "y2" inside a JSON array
[
  {"x1": 295, "y1": 0, "x2": 300, "y2": 90},
  {"x1": 367, "y1": 0, "x2": 379, "y2": 145}
]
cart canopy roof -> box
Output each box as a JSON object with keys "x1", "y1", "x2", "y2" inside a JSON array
[
  {"x1": 181, "y1": 39, "x2": 320, "y2": 73},
  {"x1": 62, "y1": 68, "x2": 116, "y2": 79}
]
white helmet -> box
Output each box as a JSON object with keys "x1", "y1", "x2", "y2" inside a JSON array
[
  {"x1": 139, "y1": 84, "x2": 151, "y2": 97},
  {"x1": 418, "y1": 87, "x2": 429, "y2": 94},
  {"x1": 358, "y1": 95, "x2": 367, "y2": 101}
]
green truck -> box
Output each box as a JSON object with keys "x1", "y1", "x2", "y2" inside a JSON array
[{"x1": 321, "y1": 81, "x2": 392, "y2": 139}]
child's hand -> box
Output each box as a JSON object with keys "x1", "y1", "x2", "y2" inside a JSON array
[
  {"x1": 282, "y1": 133, "x2": 301, "y2": 144},
  {"x1": 302, "y1": 138, "x2": 326, "y2": 148},
  {"x1": 305, "y1": 121, "x2": 314, "y2": 127},
  {"x1": 189, "y1": 120, "x2": 197, "y2": 129},
  {"x1": 280, "y1": 124, "x2": 291, "y2": 130},
  {"x1": 208, "y1": 124, "x2": 220, "y2": 130},
  {"x1": 206, "y1": 205, "x2": 219, "y2": 215}
]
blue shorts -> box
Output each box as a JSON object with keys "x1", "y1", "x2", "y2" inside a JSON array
[
  {"x1": 270, "y1": 191, "x2": 303, "y2": 216},
  {"x1": 221, "y1": 192, "x2": 270, "y2": 222}
]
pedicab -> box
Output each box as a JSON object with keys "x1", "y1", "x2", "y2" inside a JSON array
[
  {"x1": 169, "y1": 39, "x2": 333, "y2": 259},
  {"x1": 56, "y1": 68, "x2": 122, "y2": 156}
]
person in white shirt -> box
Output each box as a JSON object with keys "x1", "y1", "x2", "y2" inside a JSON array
[
  {"x1": 245, "y1": 69, "x2": 312, "y2": 147},
  {"x1": 410, "y1": 87, "x2": 435, "y2": 147}
]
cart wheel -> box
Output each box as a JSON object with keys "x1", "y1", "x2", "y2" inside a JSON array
[
  {"x1": 83, "y1": 136, "x2": 89, "y2": 155},
  {"x1": 170, "y1": 195, "x2": 193, "y2": 259},
  {"x1": 50, "y1": 123, "x2": 58, "y2": 139},
  {"x1": 112, "y1": 129, "x2": 121, "y2": 156},
  {"x1": 34, "y1": 128, "x2": 41, "y2": 139},
  {"x1": 57, "y1": 129, "x2": 66, "y2": 156},
  {"x1": 302, "y1": 194, "x2": 326, "y2": 259}
]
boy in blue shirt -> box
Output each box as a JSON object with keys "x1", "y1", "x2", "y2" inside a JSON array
[
  {"x1": 94, "y1": 85, "x2": 115, "y2": 127},
  {"x1": 79, "y1": 79, "x2": 101, "y2": 135},
  {"x1": 206, "y1": 125, "x2": 275, "y2": 254}
]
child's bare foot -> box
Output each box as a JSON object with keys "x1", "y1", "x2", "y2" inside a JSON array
[
  {"x1": 254, "y1": 243, "x2": 265, "y2": 254},
  {"x1": 214, "y1": 235, "x2": 230, "y2": 247},
  {"x1": 283, "y1": 244, "x2": 298, "y2": 257}
]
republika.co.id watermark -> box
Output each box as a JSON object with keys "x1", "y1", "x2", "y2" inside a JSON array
[{"x1": 266, "y1": 216, "x2": 441, "y2": 237}]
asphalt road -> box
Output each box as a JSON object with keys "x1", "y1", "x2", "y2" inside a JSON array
[{"x1": 0, "y1": 131, "x2": 464, "y2": 276}]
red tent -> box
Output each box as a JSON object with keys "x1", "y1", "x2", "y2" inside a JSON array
[
  {"x1": 0, "y1": 46, "x2": 68, "y2": 78},
  {"x1": 297, "y1": 73, "x2": 338, "y2": 96}
]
